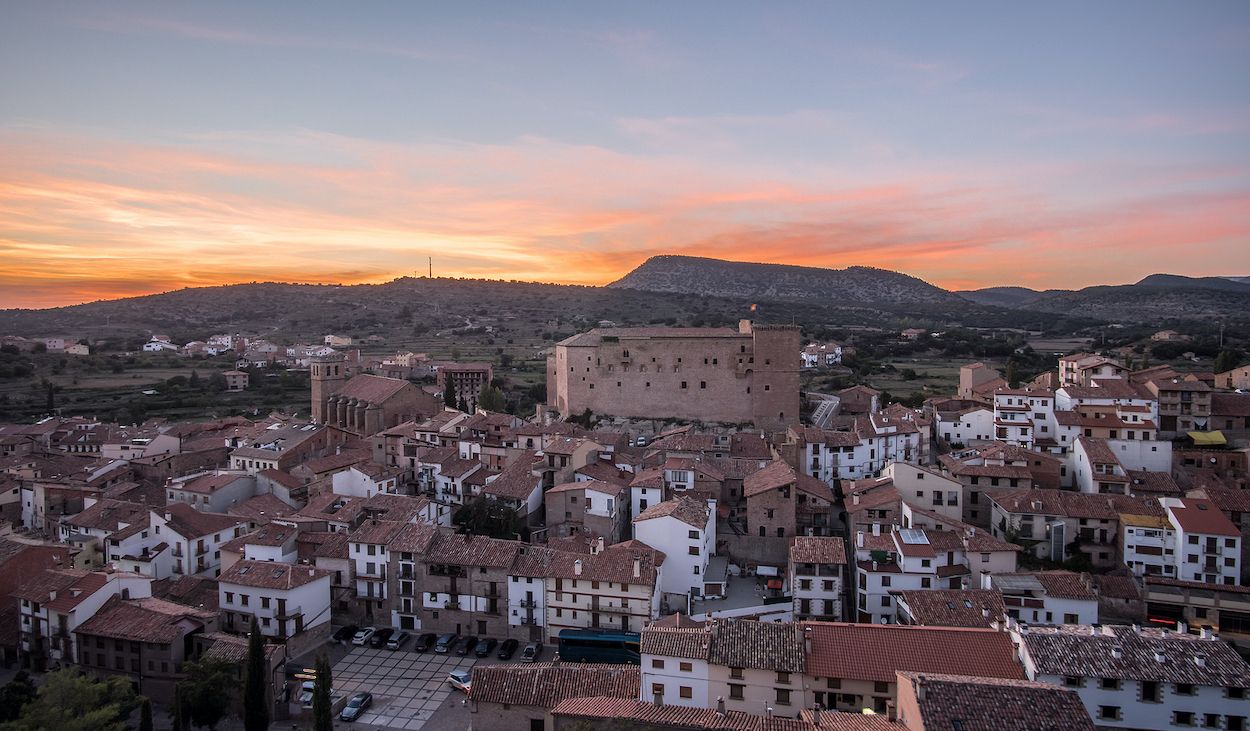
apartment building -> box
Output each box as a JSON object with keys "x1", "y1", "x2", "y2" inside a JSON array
[
  {"x1": 410, "y1": 532, "x2": 519, "y2": 639},
  {"x1": 1016, "y1": 623, "x2": 1250, "y2": 730},
  {"x1": 1144, "y1": 377, "x2": 1213, "y2": 433},
  {"x1": 548, "y1": 321, "x2": 801, "y2": 430},
  {"x1": 435, "y1": 362, "x2": 494, "y2": 411},
  {"x1": 986, "y1": 571, "x2": 1098, "y2": 625},
  {"x1": 633, "y1": 496, "x2": 714, "y2": 605},
  {"x1": 1059, "y1": 353, "x2": 1128, "y2": 387},
  {"x1": 544, "y1": 540, "x2": 664, "y2": 639},
  {"x1": 789, "y1": 536, "x2": 848, "y2": 622},
  {"x1": 1164, "y1": 497, "x2": 1241, "y2": 585},
  {"x1": 989, "y1": 489, "x2": 1159, "y2": 568},
  {"x1": 545, "y1": 478, "x2": 629, "y2": 543},
  {"x1": 150, "y1": 503, "x2": 247, "y2": 577},
  {"x1": 218, "y1": 559, "x2": 332, "y2": 638}
]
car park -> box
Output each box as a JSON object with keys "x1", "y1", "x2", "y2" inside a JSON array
[
  {"x1": 369, "y1": 628, "x2": 395, "y2": 648},
  {"x1": 433, "y1": 633, "x2": 458, "y2": 654},
  {"x1": 521, "y1": 642, "x2": 543, "y2": 662},
  {"x1": 414, "y1": 632, "x2": 438, "y2": 652},
  {"x1": 386, "y1": 630, "x2": 411, "y2": 650},
  {"x1": 332, "y1": 625, "x2": 359, "y2": 644},
  {"x1": 474, "y1": 638, "x2": 498, "y2": 657},
  {"x1": 497, "y1": 638, "x2": 519, "y2": 660},
  {"x1": 338, "y1": 692, "x2": 373, "y2": 722},
  {"x1": 447, "y1": 669, "x2": 472, "y2": 693},
  {"x1": 455, "y1": 635, "x2": 479, "y2": 656},
  {"x1": 350, "y1": 627, "x2": 376, "y2": 646}
]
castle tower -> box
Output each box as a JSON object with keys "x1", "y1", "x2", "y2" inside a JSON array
[{"x1": 310, "y1": 352, "x2": 348, "y2": 424}]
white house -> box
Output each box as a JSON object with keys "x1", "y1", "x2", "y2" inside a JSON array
[
  {"x1": 218, "y1": 559, "x2": 333, "y2": 638},
  {"x1": 935, "y1": 405, "x2": 994, "y2": 446},
  {"x1": 1163, "y1": 497, "x2": 1242, "y2": 585},
  {"x1": 986, "y1": 571, "x2": 1098, "y2": 625},
  {"x1": 331, "y1": 463, "x2": 403, "y2": 498},
  {"x1": 790, "y1": 536, "x2": 847, "y2": 621},
  {"x1": 1016, "y1": 622, "x2": 1250, "y2": 730},
  {"x1": 142, "y1": 339, "x2": 179, "y2": 353},
  {"x1": 633, "y1": 496, "x2": 714, "y2": 606},
  {"x1": 150, "y1": 503, "x2": 248, "y2": 577}
]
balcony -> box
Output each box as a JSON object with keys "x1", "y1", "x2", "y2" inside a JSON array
[
  {"x1": 275, "y1": 605, "x2": 303, "y2": 620},
  {"x1": 592, "y1": 602, "x2": 632, "y2": 615},
  {"x1": 357, "y1": 565, "x2": 386, "y2": 580},
  {"x1": 520, "y1": 617, "x2": 539, "y2": 625},
  {"x1": 445, "y1": 600, "x2": 463, "y2": 611},
  {"x1": 519, "y1": 598, "x2": 538, "y2": 608}
]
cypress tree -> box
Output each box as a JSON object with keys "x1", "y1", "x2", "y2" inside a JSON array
[
  {"x1": 443, "y1": 376, "x2": 456, "y2": 408},
  {"x1": 312, "y1": 652, "x2": 334, "y2": 731},
  {"x1": 138, "y1": 697, "x2": 153, "y2": 731},
  {"x1": 242, "y1": 617, "x2": 269, "y2": 731}
]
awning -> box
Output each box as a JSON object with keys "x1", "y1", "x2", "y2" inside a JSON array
[{"x1": 1188, "y1": 430, "x2": 1227, "y2": 447}]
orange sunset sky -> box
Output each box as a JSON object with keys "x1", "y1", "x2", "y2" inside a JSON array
[{"x1": 2, "y1": 3, "x2": 1249, "y2": 309}]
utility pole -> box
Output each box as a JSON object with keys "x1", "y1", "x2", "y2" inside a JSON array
[{"x1": 429, "y1": 257, "x2": 433, "y2": 278}]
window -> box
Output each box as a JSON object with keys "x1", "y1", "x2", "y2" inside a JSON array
[
  {"x1": 261, "y1": 597, "x2": 270, "y2": 609},
  {"x1": 1173, "y1": 711, "x2": 1194, "y2": 726},
  {"x1": 730, "y1": 667, "x2": 743, "y2": 680},
  {"x1": 651, "y1": 683, "x2": 664, "y2": 697},
  {"x1": 1099, "y1": 677, "x2": 1120, "y2": 690},
  {"x1": 1229, "y1": 687, "x2": 1247, "y2": 699},
  {"x1": 1175, "y1": 683, "x2": 1196, "y2": 696},
  {"x1": 679, "y1": 686, "x2": 692, "y2": 699},
  {"x1": 1142, "y1": 680, "x2": 1160, "y2": 702},
  {"x1": 688, "y1": 546, "x2": 700, "y2": 556},
  {"x1": 688, "y1": 530, "x2": 699, "y2": 539},
  {"x1": 1203, "y1": 714, "x2": 1221, "y2": 729},
  {"x1": 651, "y1": 659, "x2": 664, "y2": 669},
  {"x1": 1063, "y1": 676, "x2": 1083, "y2": 688},
  {"x1": 775, "y1": 688, "x2": 790, "y2": 705},
  {"x1": 777, "y1": 672, "x2": 790, "y2": 684},
  {"x1": 1097, "y1": 706, "x2": 1121, "y2": 721},
  {"x1": 681, "y1": 381, "x2": 687, "y2": 389},
  {"x1": 874, "y1": 681, "x2": 889, "y2": 694},
  {"x1": 729, "y1": 684, "x2": 744, "y2": 700},
  {"x1": 679, "y1": 662, "x2": 692, "y2": 672}
]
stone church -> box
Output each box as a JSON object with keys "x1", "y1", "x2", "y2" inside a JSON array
[{"x1": 311, "y1": 353, "x2": 441, "y2": 437}]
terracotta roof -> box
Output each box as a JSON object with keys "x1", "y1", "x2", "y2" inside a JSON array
[
  {"x1": 63, "y1": 499, "x2": 148, "y2": 533},
  {"x1": 989, "y1": 489, "x2": 1161, "y2": 521},
  {"x1": 704, "y1": 618, "x2": 806, "y2": 672},
  {"x1": 175, "y1": 472, "x2": 246, "y2": 494},
  {"x1": 482, "y1": 451, "x2": 539, "y2": 501},
  {"x1": 200, "y1": 632, "x2": 283, "y2": 662},
  {"x1": 348, "y1": 518, "x2": 408, "y2": 546},
  {"x1": 426, "y1": 531, "x2": 519, "y2": 568},
  {"x1": 895, "y1": 589, "x2": 1006, "y2": 628},
  {"x1": 160, "y1": 503, "x2": 245, "y2": 539},
  {"x1": 217, "y1": 559, "x2": 331, "y2": 590},
  {"x1": 640, "y1": 626, "x2": 711, "y2": 660},
  {"x1": 1126, "y1": 470, "x2": 1180, "y2": 495},
  {"x1": 898, "y1": 672, "x2": 1095, "y2": 731},
  {"x1": 553, "y1": 697, "x2": 900, "y2": 731},
  {"x1": 743, "y1": 460, "x2": 796, "y2": 497},
  {"x1": 1167, "y1": 498, "x2": 1240, "y2": 536},
  {"x1": 575, "y1": 461, "x2": 633, "y2": 485},
  {"x1": 546, "y1": 540, "x2": 664, "y2": 585},
  {"x1": 795, "y1": 473, "x2": 835, "y2": 502},
  {"x1": 151, "y1": 575, "x2": 220, "y2": 611},
  {"x1": 298, "y1": 449, "x2": 370, "y2": 475},
  {"x1": 468, "y1": 663, "x2": 638, "y2": 707},
  {"x1": 75, "y1": 595, "x2": 214, "y2": 644},
  {"x1": 1021, "y1": 624, "x2": 1250, "y2": 686},
  {"x1": 1091, "y1": 574, "x2": 1141, "y2": 600},
  {"x1": 802, "y1": 622, "x2": 1024, "y2": 683},
  {"x1": 1212, "y1": 393, "x2": 1250, "y2": 418},
  {"x1": 228, "y1": 494, "x2": 296, "y2": 522},
  {"x1": 649, "y1": 612, "x2": 707, "y2": 629},
  {"x1": 790, "y1": 536, "x2": 847, "y2": 566},
  {"x1": 1189, "y1": 485, "x2": 1250, "y2": 513},
  {"x1": 333, "y1": 374, "x2": 411, "y2": 403},
  {"x1": 634, "y1": 496, "x2": 709, "y2": 528},
  {"x1": 358, "y1": 492, "x2": 434, "y2": 523},
  {"x1": 222, "y1": 522, "x2": 298, "y2": 550},
  {"x1": 387, "y1": 522, "x2": 439, "y2": 553},
  {"x1": 295, "y1": 530, "x2": 350, "y2": 561}
]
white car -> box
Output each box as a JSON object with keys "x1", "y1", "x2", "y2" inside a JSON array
[
  {"x1": 447, "y1": 669, "x2": 471, "y2": 693},
  {"x1": 351, "y1": 627, "x2": 376, "y2": 646},
  {"x1": 298, "y1": 680, "x2": 315, "y2": 706}
]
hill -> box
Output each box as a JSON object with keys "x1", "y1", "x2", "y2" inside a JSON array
[
  {"x1": 607, "y1": 255, "x2": 961, "y2": 305},
  {"x1": 1009, "y1": 275, "x2": 1250, "y2": 324},
  {"x1": 958, "y1": 286, "x2": 1051, "y2": 308}
]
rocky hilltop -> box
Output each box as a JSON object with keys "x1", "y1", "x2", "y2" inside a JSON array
[{"x1": 608, "y1": 255, "x2": 960, "y2": 305}]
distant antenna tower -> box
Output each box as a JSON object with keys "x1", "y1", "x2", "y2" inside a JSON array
[{"x1": 429, "y1": 256, "x2": 433, "y2": 278}]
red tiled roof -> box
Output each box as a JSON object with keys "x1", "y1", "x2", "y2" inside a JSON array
[
  {"x1": 1167, "y1": 498, "x2": 1239, "y2": 537},
  {"x1": 160, "y1": 502, "x2": 245, "y2": 539},
  {"x1": 468, "y1": 663, "x2": 638, "y2": 707},
  {"x1": 899, "y1": 672, "x2": 1095, "y2": 731},
  {"x1": 75, "y1": 595, "x2": 214, "y2": 644},
  {"x1": 634, "y1": 496, "x2": 709, "y2": 528},
  {"x1": 790, "y1": 536, "x2": 847, "y2": 565},
  {"x1": 218, "y1": 559, "x2": 330, "y2": 590},
  {"x1": 743, "y1": 460, "x2": 796, "y2": 497},
  {"x1": 802, "y1": 622, "x2": 1024, "y2": 683},
  {"x1": 334, "y1": 374, "x2": 412, "y2": 403}
]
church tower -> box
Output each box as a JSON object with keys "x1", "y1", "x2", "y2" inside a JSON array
[{"x1": 310, "y1": 352, "x2": 347, "y2": 423}]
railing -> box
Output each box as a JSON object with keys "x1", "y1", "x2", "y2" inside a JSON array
[
  {"x1": 519, "y1": 598, "x2": 537, "y2": 608},
  {"x1": 592, "y1": 603, "x2": 632, "y2": 615}
]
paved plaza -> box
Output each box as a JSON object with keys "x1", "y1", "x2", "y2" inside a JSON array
[{"x1": 330, "y1": 646, "x2": 476, "y2": 730}]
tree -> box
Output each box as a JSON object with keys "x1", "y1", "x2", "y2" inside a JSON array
[
  {"x1": 312, "y1": 653, "x2": 334, "y2": 731},
  {"x1": 0, "y1": 672, "x2": 37, "y2": 722},
  {"x1": 443, "y1": 377, "x2": 456, "y2": 408},
  {"x1": 453, "y1": 496, "x2": 526, "y2": 540},
  {"x1": 477, "y1": 383, "x2": 506, "y2": 412},
  {"x1": 189, "y1": 369, "x2": 201, "y2": 388},
  {"x1": 242, "y1": 617, "x2": 269, "y2": 731},
  {"x1": 457, "y1": 395, "x2": 469, "y2": 412},
  {"x1": 176, "y1": 657, "x2": 236, "y2": 730},
  {"x1": 138, "y1": 698, "x2": 153, "y2": 731},
  {"x1": 2, "y1": 668, "x2": 137, "y2": 731},
  {"x1": 45, "y1": 382, "x2": 55, "y2": 413},
  {"x1": 1005, "y1": 358, "x2": 1019, "y2": 388},
  {"x1": 499, "y1": 353, "x2": 514, "y2": 368},
  {"x1": 1216, "y1": 348, "x2": 1244, "y2": 374},
  {"x1": 171, "y1": 685, "x2": 186, "y2": 731}
]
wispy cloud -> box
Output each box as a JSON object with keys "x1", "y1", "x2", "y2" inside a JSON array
[{"x1": 1, "y1": 125, "x2": 1248, "y2": 308}]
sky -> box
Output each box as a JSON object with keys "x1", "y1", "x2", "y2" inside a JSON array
[{"x1": 2, "y1": 2, "x2": 1249, "y2": 309}]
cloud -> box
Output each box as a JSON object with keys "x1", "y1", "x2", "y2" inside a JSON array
[{"x1": 1, "y1": 125, "x2": 1248, "y2": 308}]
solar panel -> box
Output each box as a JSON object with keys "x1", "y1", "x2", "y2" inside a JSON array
[{"x1": 898, "y1": 528, "x2": 929, "y2": 545}]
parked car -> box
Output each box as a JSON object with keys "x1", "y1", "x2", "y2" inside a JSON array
[
  {"x1": 455, "y1": 636, "x2": 479, "y2": 656},
  {"x1": 332, "y1": 625, "x2": 359, "y2": 644},
  {"x1": 350, "y1": 627, "x2": 376, "y2": 646},
  {"x1": 369, "y1": 628, "x2": 395, "y2": 648},
  {"x1": 386, "y1": 631, "x2": 411, "y2": 650},
  {"x1": 497, "y1": 638, "x2": 519, "y2": 660},
  {"x1": 433, "y1": 633, "x2": 458, "y2": 654},
  {"x1": 414, "y1": 633, "x2": 438, "y2": 652},
  {"x1": 474, "y1": 638, "x2": 498, "y2": 657},
  {"x1": 447, "y1": 669, "x2": 472, "y2": 693},
  {"x1": 339, "y1": 692, "x2": 373, "y2": 722},
  {"x1": 521, "y1": 642, "x2": 543, "y2": 663},
  {"x1": 298, "y1": 680, "x2": 316, "y2": 706}
]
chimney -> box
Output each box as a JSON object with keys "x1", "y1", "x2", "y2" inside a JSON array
[
  {"x1": 1200, "y1": 627, "x2": 1214, "y2": 640},
  {"x1": 1178, "y1": 621, "x2": 1188, "y2": 635},
  {"x1": 982, "y1": 607, "x2": 990, "y2": 619},
  {"x1": 1195, "y1": 653, "x2": 1207, "y2": 668},
  {"x1": 715, "y1": 697, "x2": 726, "y2": 717},
  {"x1": 915, "y1": 674, "x2": 926, "y2": 701},
  {"x1": 872, "y1": 523, "x2": 881, "y2": 537},
  {"x1": 803, "y1": 625, "x2": 812, "y2": 654},
  {"x1": 1154, "y1": 649, "x2": 1166, "y2": 663},
  {"x1": 1111, "y1": 646, "x2": 1123, "y2": 659},
  {"x1": 596, "y1": 536, "x2": 605, "y2": 555},
  {"x1": 856, "y1": 531, "x2": 864, "y2": 548},
  {"x1": 1132, "y1": 623, "x2": 1141, "y2": 634},
  {"x1": 852, "y1": 493, "x2": 860, "y2": 506},
  {"x1": 872, "y1": 561, "x2": 878, "y2": 571},
  {"x1": 574, "y1": 559, "x2": 582, "y2": 576},
  {"x1": 633, "y1": 556, "x2": 642, "y2": 578}
]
